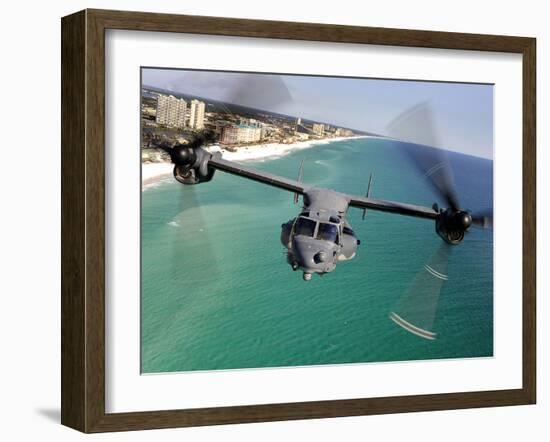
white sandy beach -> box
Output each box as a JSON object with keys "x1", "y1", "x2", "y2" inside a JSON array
[
  {"x1": 212, "y1": 135, "x2": 370, "y2": 162},
  {"x1": 142, "y1": 162, "x2": 174, "y2": 185},
  {"x1": 142, "y1": 135, "x2": 378, "y2": 185}
]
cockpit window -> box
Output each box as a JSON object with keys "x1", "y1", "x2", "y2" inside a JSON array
[
  {"x1": 317, "y1": 223, "x2": 339, "y2": 243},
  {"x1": 294, "y1": 217, "x2": 316, "y2": 237}
]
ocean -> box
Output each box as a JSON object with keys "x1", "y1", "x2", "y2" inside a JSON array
[{"x1": 141, "y1": 137, "x2": 493, "y2": 373}]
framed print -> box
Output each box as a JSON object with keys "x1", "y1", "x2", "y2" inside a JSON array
[{"x1": 61, "y1": 9, "x2": 536, "y2": 433}]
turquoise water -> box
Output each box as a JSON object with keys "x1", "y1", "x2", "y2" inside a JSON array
[{"x1": 141, "y1": 138, "x2": 493, "y2": 373}]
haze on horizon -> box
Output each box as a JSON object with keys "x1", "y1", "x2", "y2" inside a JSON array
[{"x1": 142, "y1": 68, "x2": 494, "y2": 160}]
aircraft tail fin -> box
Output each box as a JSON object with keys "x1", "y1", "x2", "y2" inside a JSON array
[
  {"x1": 362, "y1": 173, "x2": 374, "y2": 220},
  {"x1": 294, "y1": 159, "x2": 305, "y2": 204}
]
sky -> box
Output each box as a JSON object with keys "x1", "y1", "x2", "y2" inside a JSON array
[{"x1": 142, "y1": 68, "x2": 494, "y2": 159}]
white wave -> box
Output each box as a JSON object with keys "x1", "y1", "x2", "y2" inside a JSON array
[{"x1": 142, "y1": 176, "x2": 173, "y2": 191}]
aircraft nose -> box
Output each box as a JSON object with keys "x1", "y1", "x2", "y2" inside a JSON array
[
  {"x1": 293, "y1": 238, "x2": 317, "y2": 266},
  {"x1": 292, "y1": 237, "x2": 333, "y2": 272},
  {"x1": 314, "y1": 251, "x2": 328, "y2": 263}
]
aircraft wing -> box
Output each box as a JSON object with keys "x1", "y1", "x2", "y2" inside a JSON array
[
  {"x1": 208, "y1": 155, "x2": 436, "y2": 220},
  {"x1": 348, "y1": 194, "x2": 438, "y2": 220},
  {"x1": 209, "y1": 156, "x2": 307, "y2": 194}
]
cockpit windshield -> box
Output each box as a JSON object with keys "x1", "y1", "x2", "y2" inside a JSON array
[
  {"x1": 294, "y1": 217, "x2": 316, "y2": 237},
  {"x1": 317, "y1": 222, "x2": 339, "y2": 243}
]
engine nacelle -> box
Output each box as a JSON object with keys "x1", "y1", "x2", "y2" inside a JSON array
[
  {"x1": 435, "y1": 208, "x2": 472, "y2": 245},
  {"x1": 339, "y1": 226, "x2": 359, "y2": 260},
  {"x1": 171, "y1": 145, "x2": 219, "y2": 185}
]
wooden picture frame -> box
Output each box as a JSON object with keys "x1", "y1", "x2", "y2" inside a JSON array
[{"x1": 61, "y1": 8, "x2": 536, "y2": 433}]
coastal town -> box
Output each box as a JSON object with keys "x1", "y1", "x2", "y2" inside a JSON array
[{"x1": 141, "y1": 87, "x2": 358, "y2": 166}]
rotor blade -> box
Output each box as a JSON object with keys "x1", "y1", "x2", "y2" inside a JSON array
[
  {"x1": 225, "y1": 73, "x2": 293, "y2": 109},
  {"x1": 166, "y1": 71, "x2": 293, "y2": 110},
  {"x1": 171, "y1": 185, "x2": 197, "y2": 278},
  {"x1": 153, "y1": 140, "x2": 173, "y2": 155},
  {"x1": 471, "y1": 209, "x2": 493, "y2": 229},
  {"x1": 170, "y1": 185, "x2": 219, "y2": 283},
  {"x1": 386, "y1": 102, "x2": 460, "y2": 210},
  {"x1": 390, "y1": 242, "x2": 451, "y2": 340}
]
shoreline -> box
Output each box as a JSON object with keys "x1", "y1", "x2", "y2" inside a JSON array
[
  {"x1": 211, "y1": 135, "x2": 371, "y2": 162},
  {"x1": 142, "y1": 162, "x2": 174, "y2": 186},
  {"x1": 142, "y1": 134, "x2": 380, "y2": 186}
]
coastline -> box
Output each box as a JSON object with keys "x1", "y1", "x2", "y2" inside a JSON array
[
  {"x1": 210, "y1": 135, "x2": 371, "y2": 162},
  {"x1": 142, "y1": 162, "x2": 174, "y2": 187},
  {"x1": 142, "y1": 134, "x2": 379, "y2": 186}
]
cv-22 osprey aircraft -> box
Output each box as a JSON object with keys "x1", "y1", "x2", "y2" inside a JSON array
[{"x1": 164, "y1": 126, "x2": 492, "y2": 283}]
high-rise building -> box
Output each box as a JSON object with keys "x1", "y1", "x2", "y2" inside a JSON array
[
  {"x1": 189, "y1": 100, "x2": 206, "y2": 129},
  {"x1": 294, "y1": 117, "x2": 302, "y2": 133},
  {"x1": 156, "y1": 95, "x2": 187, "y2": 128},
  {"x1": 312, "y1": 123, "x2": 324, "y2": 137}
]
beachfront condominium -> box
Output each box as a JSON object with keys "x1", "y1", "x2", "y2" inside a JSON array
[
  {"x1": 189, "y1": 99, "x2": 206, "y2": 129},
  {"x1": 220, "y1": 124, "x2": 262, "y2": 144},
  {"x1": 335, "y1": 128, "x2": 354, "y2": 137},
  {"x1": 156, "y1": 94, "x2": 187, "y2": 128},
  {"x1": 312, "y1": 123, "x2": 324, "y2": 137}
]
